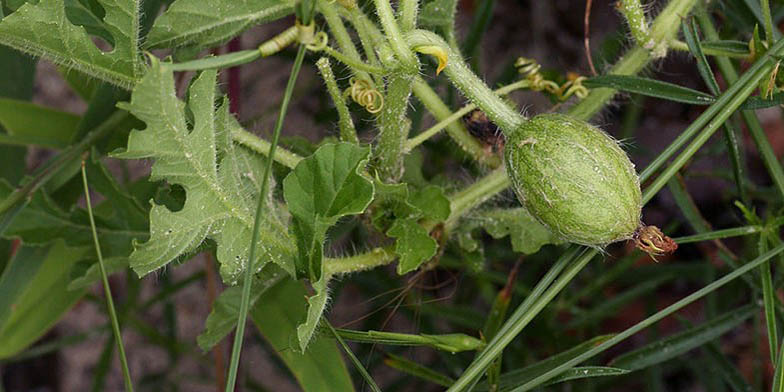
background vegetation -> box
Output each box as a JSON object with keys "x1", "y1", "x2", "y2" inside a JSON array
[{"x1": 1, "y1": 0, "x2": 784, "y2": 391}]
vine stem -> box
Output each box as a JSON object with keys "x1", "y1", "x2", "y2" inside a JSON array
[
  {"x1": 405, "y1": 29, "x2": 525, "y2": 134},
  {"x1": 372, "y1": 0, "x2": 418, "y2": 71},
  {"x1": 230, "y1": 127, "x2": 303, "y2": 169},
  {"x1": 405, "y1": 80, "x2": 530, "y2": 151},
  {"x1": 224, "y1": 44, "x2": 307, "y2": 391}
]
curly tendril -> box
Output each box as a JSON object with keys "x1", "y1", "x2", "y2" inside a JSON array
[
  {"x1": 344, "y1": 77, "x2": 384, "y2": 113},
  {"x1": 514, "y1": 57, "x2": 589, "y2": 101}
]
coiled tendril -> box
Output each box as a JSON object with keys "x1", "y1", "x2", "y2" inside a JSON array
[
  {"x1": 344, "y1": 77, "x2": 384, "y2": 113},
  {"x1": 515, "y1": 57, "x2": 589, "y2": 101}
]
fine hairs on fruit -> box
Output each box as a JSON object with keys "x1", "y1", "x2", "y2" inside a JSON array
[{"x1": 406, "y1": 30, "x2": 676, "y2": 256}]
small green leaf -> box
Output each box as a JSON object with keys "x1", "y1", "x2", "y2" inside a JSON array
[
  {"x1": 409, "y1": 185, "x2": 450, "y2": 221},
  {"x1": 0, "y1": 98, "x2": 80, "y2": 148},
  {"x1": 584, "y1": 75, "x2": 716, "y2": 105},
  {"x1": 387, "y1": 218, "x2": 437, "y2": 274},
  {"x1": 281, "y1": 142, "x2": 374, "y2": 351},
  {"x1": 146, "y1": 0, "x2": 295, "y2": 50},
  {"x1": 459, "y1": 208, "x2": 563, "y2": 254},
  {"x1": 609, "y1": 305, "x2": 755, "y2": 371},
  {"x1": 0, "y1": 0, "x2": 143, "y2": 86},
  {"x1": 113, "y1": 59, "x2": 295, "y2": 282},
  {"x1": 283, "y1": 142, "x2": 374, "y2": 281}
]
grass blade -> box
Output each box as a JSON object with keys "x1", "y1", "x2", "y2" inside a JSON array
[
  {"x1": 447, "y1": 246, "x2": 584, "y2": 390},
  {"x1": 334, "y1": 328, "x2": 484, "y2": 352},
  {"x1": 609, "y1": 305, "x2": 756, "y2": 371},
  {"x1": 542, "y1": 366, "x2": 629, "y2": 386},
  {"x1": 384, "y1": 353, "x2": 455, "y2": 387},
  {"x1": 474, "y1": 334, "x2": 615, "y2": 391},
  {"x1": 224, "y1": 43, "x2": 308, "y2": 391},
  {"x1": 583, "y1": 75, "x2": 716, "y2": 105},
  {"x1": 325, "y1": 321, "x2": 381, "y2": 392},
  {"x1": 81, "y1": 159, "x2": 133, "y2": 392},
  {"x1": 512, "y1": 244, "x2": 784, "y2": 391},
  {"x1": 682, "y1": 18, "x2": 748, "y2": 203},
  {"x1": 773, "y1": 338, "x2": 784, "y2": 392}
]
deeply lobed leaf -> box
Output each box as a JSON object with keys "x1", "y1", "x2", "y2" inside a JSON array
[
  {"x1": 113, "y1": 60, "x2": 295, "y2": 283},
  {"x1": 0, "y1": 0, "x2": 142, "y2": 87}
]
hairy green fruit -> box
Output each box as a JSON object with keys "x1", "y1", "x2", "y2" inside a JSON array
[{"x1": 504, "y1": 113, "x2": 642, "y2": 246}]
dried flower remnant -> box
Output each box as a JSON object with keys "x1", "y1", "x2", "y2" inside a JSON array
[{"x1": 633, "y1": 225, "x2": 677, "y2": 259}]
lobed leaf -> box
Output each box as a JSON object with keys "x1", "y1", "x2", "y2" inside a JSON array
[
  {"x1": 146, "y1": 0, "x2": 295, "y2": 50},
  {"x1": 113, "y1": 60, "x2": 296, "y2": 283},
  {"x1": 387, "y1": 218, "x2": 437, "y2": 274},
  {"x1": 0, "y1": 0, "x2": 142, "y2": 87}
]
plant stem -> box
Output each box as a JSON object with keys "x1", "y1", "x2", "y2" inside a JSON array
[
  {"x1": 316, "y1": 57, "x2": 359, "y2": 144},
  {"x1": 570, "y1": 0, "x2": 698, "y2": 120},
  {"x1": 445, "y1": 169, "x2": 510, "y2": 231},
  {"x1": 375, "y1": 74, "x2": 414, "y2": 180},
  {"x1": 318, "y1": 0, "x2": 374, "y2": 80},
  {"x1": 411, "y1": 77, "x2": 500, "y2": 166},
  {"x1": 398, "y1": 0, "x2": 419, "y2": 32},
  {"x1": 406, "y1": 80, "x2": 530, "y2": 151},
  {"x1": 166, "y1": 49, "x2": 261, "y2": 72},
  {"x1": 319, "y1": 45, "x2": 387, "y2": 75},
  {"x1": 405, "y1": 30, "x2": 525, "y2": 134},
  {"x1": 337, "y1": 4, "x2": 496, "y2": 165},
  {"x1": 224, "y1": 44, "x2": 307, "y2": 391},
  {"x1": 373, "y1": 0, "x2": 418, "y2": 72},
  {"x1": 619, "y1": 0, "x2": 652, "y2": 50},
  {"x1": 81, "y1": 160, "x2": 134, "y2": 392},
  {"x1": 230, "y1": 127, "x2": 303, "y2": 169},
  {"x1": 324, "y1": 246, "x2": 396, "y2": 275}
]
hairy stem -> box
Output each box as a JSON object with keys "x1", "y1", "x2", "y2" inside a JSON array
[
  {"x1": 373, "y1": 0, "x2": 418, "y2": 72},
  {"x1": 375, "y1": 74, "x2": 414, "y2": 180},
  {"x1": 316, "y1": 57, "x2": 359, "y2": 144},
  {"x1": 405, "y1": 30, "x2": 525, "y2": 134}
]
